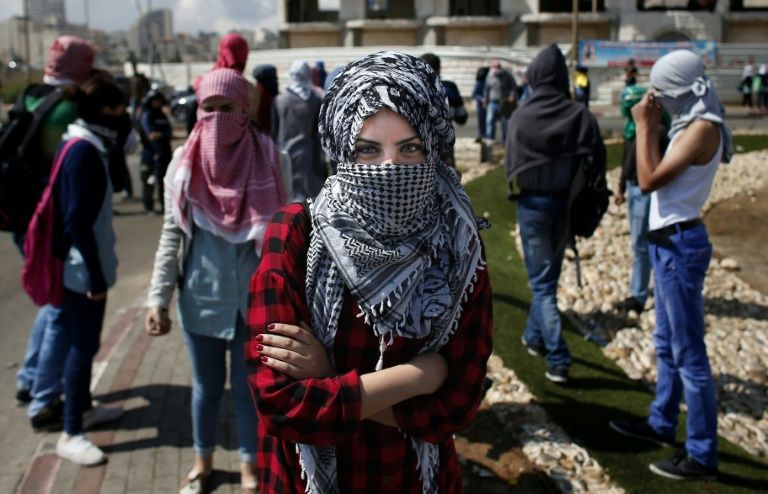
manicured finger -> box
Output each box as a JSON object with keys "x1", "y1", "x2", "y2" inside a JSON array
[
  {"x1": 257, "y1": 344, "x2": 306, "y2": 366},
  {"x1": 259, "y1": 334, "x2": 307, "y2": 355},
  {"x1": 267, "y1": 323, "x2": 312, "y2": 344},
  {"x1": 260, "y1": 356, "x2": 303, "y2": 380}
]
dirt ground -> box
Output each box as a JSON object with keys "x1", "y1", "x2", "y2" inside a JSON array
[
  {"x1": 704, "y1": 185, "x2": 768, "y2": 293},
  {"x1": 456, "y1": 401, "x2": 562, "y2": 493}
]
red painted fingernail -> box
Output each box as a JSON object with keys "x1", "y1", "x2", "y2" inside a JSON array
[
  {"x1": 267, "y1": 324, "x2": 275, "y2": 330},
  {"x1": 256, "y1": 344, "x2": 264, "y2": 351},
  {"x1": 261, "y1": 356, "x2": 268, "y2": 362},
  {"x1": 255, "y1": 334, "x2": 263, "y2": 341}
]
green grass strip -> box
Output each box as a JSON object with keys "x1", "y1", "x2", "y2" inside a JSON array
[{"x1": 465, "y1": 165, "x2": 768, "y2": 493}]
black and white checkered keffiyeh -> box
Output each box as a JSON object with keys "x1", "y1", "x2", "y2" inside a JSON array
[{"x1": 298, "y1": 51, "x2": 486, "y2": 494}]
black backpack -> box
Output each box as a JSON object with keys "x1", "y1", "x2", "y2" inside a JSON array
[
  {"x1": 567, "y1": 153, "x2": 610, "y2": 240},
  {"x1": 565, "y1": 153, "x2": 611, "y2": 288},
  {"x1": 0, "y1": 87, "x2": 63, "y2": 233}
]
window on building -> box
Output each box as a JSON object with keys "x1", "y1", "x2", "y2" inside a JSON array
[
  {"x1": 539, "y1": 0, "x2": 606, "y2": 12},
  {"x1": 730, "y1": 0, "x2": 768, "y2": 10},
  {"x1": 637, "y1": 0, "x2": 718, "y2": 10},
  {"x1": 449, "y1": 0, "x2": 500, "y2": 16},
  {"x1": 287, "y1": 0, "x2": 339, "y2": 22},
  {"x1": 365, "y1": 0, "x2": 414, "y2": 19}
]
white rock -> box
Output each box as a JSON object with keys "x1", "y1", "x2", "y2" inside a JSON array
[{"x1": 720, "y1": 258, "x2": 740, "y2": 271}]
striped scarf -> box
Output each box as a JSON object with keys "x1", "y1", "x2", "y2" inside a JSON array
[{"x1": 299, "y1": 50, "x2": 486, "y2": 494}]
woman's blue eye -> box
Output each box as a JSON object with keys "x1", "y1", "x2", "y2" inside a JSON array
[
  {"x1": 401, "y1": 143, "x2": 422, "y2": 153},
  {"x1": 355, "y1": 145, "x2": 378, "y2": 155}
]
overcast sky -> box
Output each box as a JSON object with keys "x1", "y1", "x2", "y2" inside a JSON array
[{"x1": 0, "y1": 0, "x2": 278, "y2": 34}]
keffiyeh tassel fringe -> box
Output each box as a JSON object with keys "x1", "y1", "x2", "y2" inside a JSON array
[{"x1": 411, "y1": 438, "x2": 440, "y2": 494}]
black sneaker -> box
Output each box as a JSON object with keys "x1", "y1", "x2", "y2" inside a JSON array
[
  {"x1": 30, "y1": 399, "x2": 63, "y2": 432},
  {"x1": 609, "y1": 418, "x2": 675, "y2": 447},
  {"x1": 16, "y1": 388, "x2": 32, "y2": 406},
  {"x1": 614, "y1": 297, "x2": 645, "y2": 313},
  {"x1": 545, "y1": 366, "x2": 569, "y2": 384},
  {"x1": 649, "y1": 451, "x2": 718, "y2": 481},
  {"x1": 521, "y1": 336, "x2": 546, "y2": 357}
]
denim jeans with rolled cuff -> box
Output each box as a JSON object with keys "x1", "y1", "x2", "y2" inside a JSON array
[{"x1": 518, "y1": 194, "x2": 572, "y2": 370}]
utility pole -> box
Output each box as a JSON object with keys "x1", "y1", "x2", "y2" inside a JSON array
[
  {"x1": 148, "y1": 0, "x2": 155, "y2": 79},
  {"x1": 571, "y1": 0, "x2": 580, "y2": 64},
  {"x1": 23, "y1": 0, "x2": 31, "y2": 82},
  {"x1": 84, "y1": 0, "x2": 91, "y2": 34}
]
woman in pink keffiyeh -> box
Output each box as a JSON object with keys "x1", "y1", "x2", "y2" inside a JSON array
[{"x1": 145, "y1": 68, "x2": 286, "y2": 494}]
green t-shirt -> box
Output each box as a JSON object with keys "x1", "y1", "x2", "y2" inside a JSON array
[
  {"x1": 24, "y1": 90, "x2": 78, "y2": 166},
  {"x1": 620, "y1": 84, "x2": 647, "y2": 140},
  {"x1": 752, "y1": 74, "x2": 764, "y2": 94},
  {"x1": 620, "y1": 84, "x2": 671, "y2": 141}
]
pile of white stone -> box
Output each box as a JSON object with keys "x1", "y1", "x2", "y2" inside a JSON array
[
  {"x1": 484, "y1": 355, "x2": 625, "y2": 493},
  {"x1": 549, "y1": 149, "x2": 768, "y2": 459},
  {"x1": 466, "y1": 144, "x2": 767, "y2": 488}
]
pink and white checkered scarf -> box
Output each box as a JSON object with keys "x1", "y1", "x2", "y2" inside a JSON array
[{"x1": 172, "y1": 68, "x2": 285, "y2": 244}]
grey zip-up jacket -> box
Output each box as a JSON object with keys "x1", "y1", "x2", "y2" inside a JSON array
[{"x1": 146, "y1": 146, "x2": 188, "y2": 309}]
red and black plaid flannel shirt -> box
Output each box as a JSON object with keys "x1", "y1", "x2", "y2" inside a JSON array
[{"x1": 246, "y1": 203, "x2": 493, "y2": 493}]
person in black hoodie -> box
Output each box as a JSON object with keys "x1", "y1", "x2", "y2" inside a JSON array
[{"x1": 505, "y1": 44, "x2": 606, "y2": 385}]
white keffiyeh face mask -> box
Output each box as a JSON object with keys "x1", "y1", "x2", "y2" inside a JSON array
[
  {"x1": 335, "y1": 162, "x2": 438, "y2": 239},
  {"x1": 649, "y1": 49, "x2": 733, "y2": 163}
]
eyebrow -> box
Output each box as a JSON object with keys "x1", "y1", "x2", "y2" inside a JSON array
[
  {"x1": 355, "y1": 135, "x2": 421, "y2": 145},
  {"x1": 396, "y1": 134, "x2": 421, "y2": 145},
  {"x1": 355, "y1": 137, "x2": 379, "y2": 145}
]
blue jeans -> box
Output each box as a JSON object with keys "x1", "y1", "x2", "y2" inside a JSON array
[
  {"x1": 12, "y1": 232, "x2": 66, "y2": 413},
  {"x1": 485, "y1": 100, "x2": 508, "y2": 142},
  {"x1": 627, "y1": 182, "x2": 651, "y2": 305},
  {"x1": 17, "y1": 305, "x2": 53, "y2": 390},
  {"x1": 182, "y1": 316, "x2": 256, "y2": 463},
  {"x1": 22, "y1": 305, "x2": 68, "y2": 416},
  {"x1": 47, "y1": 289, "x2": 105, "y2": 435},
  {"x1": 518, "y1": 194, "x2": 572, "y2": 370},
  {"x1": 647, "y1": 224, "x2": 717, "y2": 468},
  {"x1": 474, "y1": 99, "x2": 487, "y2": 139}
]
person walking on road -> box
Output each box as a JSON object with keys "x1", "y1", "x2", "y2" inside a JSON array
[
  {"x1": 506, "y1": 44, "x2": 606, "y2": 385},
  {"x1": 484, "y1": 59, "x2": 517, "y2": 143},
  {"x1": 472, "y1": 66, "x2": 489, "y2": 142},
  {"x1": 138, "y1": 90, "x2": 173, "y2": 214},
  {"x1": 145, "y1": 68, "x2": 285, "y2": 494},
  {"x1": 13, "y1": 35, "x2": 94, "y2": 431}
]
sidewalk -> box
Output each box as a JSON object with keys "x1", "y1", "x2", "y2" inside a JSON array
[{"x1": 15, "y1": 305, "x2": 248, "y2": 494}]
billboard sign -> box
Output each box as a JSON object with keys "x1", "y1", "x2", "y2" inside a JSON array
[{"x1": 578, "y1": 40, "x2": 717, "y2": 68}]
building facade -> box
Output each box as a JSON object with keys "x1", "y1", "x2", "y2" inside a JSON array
[
  {"x1": 277, "y1": 0, "x2": 768, "y2": 48},
  {"x1": 0, "y1": 16, "x2": 88, "y2": 68},
  {"x1": 128, "y1": 9, "x2": 174, "y2": 62},
  {"x1": 26, "y1": 0, "x2": 66, "y2": 25}
]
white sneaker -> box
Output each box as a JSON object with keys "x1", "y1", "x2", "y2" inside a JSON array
[
  {"x1": 83, "y1": 405, "x2": 124, "y2": 430},
  {"x1": 56, "y1": 433, "x2": 106, "y2": 466}
]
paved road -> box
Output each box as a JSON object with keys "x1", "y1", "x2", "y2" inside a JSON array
[{"x1": 0, "y1": 153, "x2": 164, "y2": 489}]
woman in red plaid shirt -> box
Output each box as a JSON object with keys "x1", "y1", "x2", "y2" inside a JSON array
[{"x1": 246, "y1": 51, "x2": 493, "y2": 493}]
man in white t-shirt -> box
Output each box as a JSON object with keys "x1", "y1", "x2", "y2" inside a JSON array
[{"x1": 609, "y1": 50, "x2": 733, "y2": 482}]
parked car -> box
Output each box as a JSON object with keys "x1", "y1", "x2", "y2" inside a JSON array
[{"x1": 170, "y1": 87, "x2": 196, "y2": 124}]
